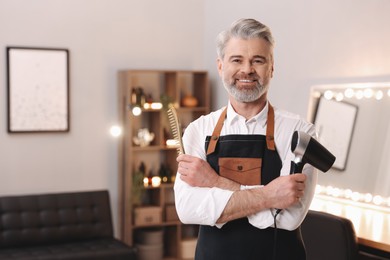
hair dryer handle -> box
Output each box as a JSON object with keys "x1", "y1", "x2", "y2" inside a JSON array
[
  {"x1": 276, "y1": 161, "x2": 304, "y2": 214},
  {"x1": 290, "y1": 160, "x2": 304, "y2": 174}
]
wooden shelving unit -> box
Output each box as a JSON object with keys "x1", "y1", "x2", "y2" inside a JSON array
[{"x1": 118, "y1": 70, "x2": 210, "y2": 259}]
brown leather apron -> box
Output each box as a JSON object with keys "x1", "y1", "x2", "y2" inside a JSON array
[{"x1": 195, "y1": 104, "x2": 306, "y2": 260}]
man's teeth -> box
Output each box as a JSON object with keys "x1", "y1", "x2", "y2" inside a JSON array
[{"x1": 239, "y1": 79, "x2": 255, "y2": 82}]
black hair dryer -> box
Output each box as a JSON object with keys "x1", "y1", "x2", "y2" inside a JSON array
[{"x1": 290, "y1": 131, "x2": 336, "y2": 174}]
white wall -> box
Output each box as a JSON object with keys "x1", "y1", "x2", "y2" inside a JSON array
[
  {"x1": 1, "y1": 0, "x2": 390, "y2": 238},
  {"x1": 0, "y1": 0, "x2": 204, "y2": 237}
]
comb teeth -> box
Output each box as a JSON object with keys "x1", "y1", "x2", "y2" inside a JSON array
[{"x1": 167, "y1": 106, "x2": 185, "y2": 155}]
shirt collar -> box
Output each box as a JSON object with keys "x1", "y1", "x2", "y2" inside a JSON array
[{"x1": 226, "y1": 101, "x2": 269, "y2": 128}]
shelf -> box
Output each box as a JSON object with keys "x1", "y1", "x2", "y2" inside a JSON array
[
  {"x1": 141, "y1": 183, "x2": 174, "y2": 189},
  {"x1": 132, "y1": 145, "x2": 178, "y2": 152},
  {"x1": 118, "y1": 69, "x2": 209, "y2": 260},
  {"x1": 129, "y1": 106, "x2": 209, "y2": 113},
  {"x1": 133, "y1": 221, "x2": 182, "y2": 229},
  {"x1": 177, "y1": 106, "x2": 209, "y2": 112}
]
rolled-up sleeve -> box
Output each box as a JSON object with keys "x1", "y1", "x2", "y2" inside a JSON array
[{"x1": 174, "y1": 177, "x2": 234, "y2": 226}]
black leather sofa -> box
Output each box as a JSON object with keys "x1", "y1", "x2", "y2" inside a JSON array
[{"x1": 0, "y1": 190, "x2": 136, "y2": 260}]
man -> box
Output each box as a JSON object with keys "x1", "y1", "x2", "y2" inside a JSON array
[{"x1": 174, "y1": 18, "x2": 317, "y2": 260}]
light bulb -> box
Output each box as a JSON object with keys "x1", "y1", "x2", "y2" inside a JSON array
[
  {"x1": 132, "y1": 106, "x2": 142, "y2": 116},
  {"x1": 313, "y1": 91, "x2": 321, "y2": 98},
  {"x1": 331, "y1": 188, "x2": 342, "y2": 197},
  {"x1": 364, "y1": 193, "x2": 373, "y2": 203},
  {"x1": 373, "y1": 195, "x2": 383, "y2": 205},
  {"x1": 326, "y1": 186, "x2": 334, "y2": 196},
  {"x1": 143, "y1": 177, "x2": 149, "y2": 187},
  {"x1": 151, "y1": 176, "x2": 161, "y2": 187},
  {"x1": 363, "y1": 88, "x2": 373, "y2": 98},
  {"x1": 351, "y1": 192, "x2": 361, "y2": 202},
  {"x1": 336, "y1": 93, "x2": 344, "y2": 101},
  {"x1": 315, "y1": 185, "x2": 324, "y2": 194},
  {"x1": 324, "y1": 90, "x2": 334, "y2": 100},
  {"x1": 344, "y1": 189, "x2": 352, "y2": 199},
  {"x1": 355, "y1": 90, "x2": 364, "y2": 100},
  {"x1": 344, "y1": 88, "x2": 354, "y2": 98},
  {"x1": 110, "y1": 125, "x2": 122, "y2": 137},
  {"x1": 375, "y1": 90, "x2": 383, "y2": 100}
]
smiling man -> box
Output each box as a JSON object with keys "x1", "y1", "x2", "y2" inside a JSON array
[{"x1": 174, "y1": 18, "x2": 318, "y2": 260}]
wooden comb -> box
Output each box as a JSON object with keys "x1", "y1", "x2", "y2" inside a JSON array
[{"x1": 167, "y1": 104, "x2": 185, "y2": 155}]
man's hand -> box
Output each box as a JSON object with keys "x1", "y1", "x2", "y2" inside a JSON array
[
  {"x1": 177, "y1": 154, "x2": 219, "y2": 187},
  {"x1": 260, "y1": 174, "x2": 306, "y2": 209}
]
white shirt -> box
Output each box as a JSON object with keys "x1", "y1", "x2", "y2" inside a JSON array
[{"x1": 174, "y1": 102, "x2": 318, "y2": 231}]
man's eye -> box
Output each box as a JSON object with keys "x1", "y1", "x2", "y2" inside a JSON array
[
  {"x1": 253, "y1": 59, "x2": 265, "y2": 64},
  {"x1": 232, "y1": 59, "x2": 241, "y2": 63}
]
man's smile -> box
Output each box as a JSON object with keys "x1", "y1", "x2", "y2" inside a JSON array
[
  {"x1": 235, "y1": 78, "x2": 259, "y2": 88},
  {"x1": 237, "y1": 79, "x2": 257, "y2": 83}
]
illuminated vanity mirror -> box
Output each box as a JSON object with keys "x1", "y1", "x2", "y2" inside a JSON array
[{"x1": 307, "y1": 82, "x2": 390, "y2": 207}]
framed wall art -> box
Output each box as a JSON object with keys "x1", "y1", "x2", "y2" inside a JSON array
[
  {"x1": 314, "y1": 97, "x2": 358, "y2": 171},
  {"x1": 6, "y1": 46, "x2": 70, "y2": 133}
]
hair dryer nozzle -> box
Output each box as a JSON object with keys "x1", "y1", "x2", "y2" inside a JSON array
[{"x1": 291, "y1": 131, "x2": 336, "y2": 173}]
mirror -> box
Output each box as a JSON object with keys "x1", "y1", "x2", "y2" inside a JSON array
[{"x1": 308, "y1": 82, "x2": 390, "y2": 207}]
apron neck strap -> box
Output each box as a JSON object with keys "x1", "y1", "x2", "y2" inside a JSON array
[
  {"x1": 206, "y1": 103, "x2": 276, "y2": 155},
  {"x1": 206, "y1": 107, "x2": 227, "y2": 155},
  {"x1": 266, "y1": 103, "x2": 276, "y2": 151}
]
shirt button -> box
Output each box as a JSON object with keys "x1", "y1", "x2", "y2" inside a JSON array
[{"x1": 237, "y1": 165, "x2": 243, "y2": 171}]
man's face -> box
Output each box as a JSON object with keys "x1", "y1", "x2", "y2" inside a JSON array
[{"x1": 217, "y1": 37, "x2": 274, "y2": 103}]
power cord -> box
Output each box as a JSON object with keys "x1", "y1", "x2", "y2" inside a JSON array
[{"x1": 273, "y1": 209, "x2": 281, "y2": 260}]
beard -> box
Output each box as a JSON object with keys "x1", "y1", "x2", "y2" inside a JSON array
[{"x1": 222, "y1": 76, "x2": 269, "y2": 103}]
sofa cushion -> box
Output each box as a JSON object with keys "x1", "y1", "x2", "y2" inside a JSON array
[{"x1": 0, "y1": 238, "x2": 136, "y2": 260}]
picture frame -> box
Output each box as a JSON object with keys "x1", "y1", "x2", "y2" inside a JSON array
[
  {"x1": 313, "y1": 97, "x2": 358, "y2": 171},
  {"x1": 6, "y1": 46, "x2": 70, "y2": 133}
]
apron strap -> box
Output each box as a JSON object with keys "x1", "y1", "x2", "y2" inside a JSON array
[
  {"x1": 206, "y1": 107, "x2": 227, "y2": 155},
  {"x1": 266, "y1": 104, "x2": 276, "y2": 151},
  {"x1": 206, "y1": 103, "x2": 276, "y2": 155}
]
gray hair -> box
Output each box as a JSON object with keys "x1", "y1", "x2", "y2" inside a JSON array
[{"x1": 216, "y1": 18, "x2": 275, "y2": 59}]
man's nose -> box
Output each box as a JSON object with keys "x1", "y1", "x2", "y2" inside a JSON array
[{"x1": 241, "y1": 62, "x2": 255, "y2": 74}]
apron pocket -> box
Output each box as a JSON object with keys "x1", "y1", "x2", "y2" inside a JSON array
[{"x1": 219, "y1": 157, "x2": 262, "y2": 185}]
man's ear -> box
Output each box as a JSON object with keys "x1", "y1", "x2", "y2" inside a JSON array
[{"x1": 217, "y1": 58, "x2": 223, "y2": 77}]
